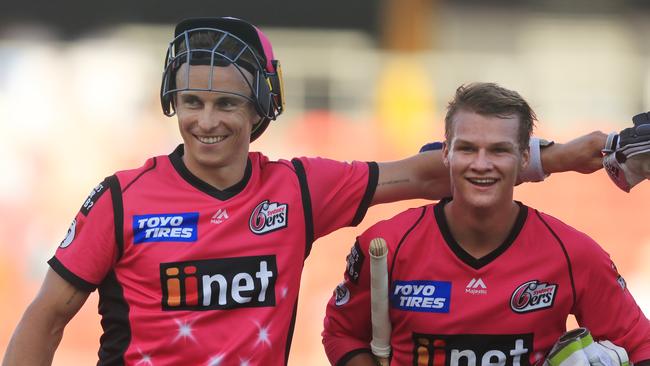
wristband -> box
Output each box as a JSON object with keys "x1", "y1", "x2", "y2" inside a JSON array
[{"x1": 519, "y1": 137, "x2": 554, "y2": 183}]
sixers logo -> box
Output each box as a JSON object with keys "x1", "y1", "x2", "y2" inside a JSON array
[
  {"x1": 249, "y1": 200, "x2": 288, "y2": 235},
  {"x1": 510, "y1": 280, "x2": 557, "y2": 313}
]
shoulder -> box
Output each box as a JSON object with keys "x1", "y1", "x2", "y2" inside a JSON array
[
  {"x1": 360, "y1": 205, "x2": 431, "y2": 250},
  {"x1": 530, "y1": 208, "x2": 606, "y2": 258},
  {"x1": 113, "y1": 155, "x2": 159, "y2": 188}
]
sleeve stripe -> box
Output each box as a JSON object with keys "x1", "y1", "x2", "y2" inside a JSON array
[
  {"x1": 351, "y1": 162, "x2": 379, "y2": 227},
  {"x1": 47, "y1": 256, "x2": 97, "y2": 292},
  {"x1": 335, "y1": 348, "x2": 375, "y2": 366},
  {"x1": 291, "y1": 159, "x2": 315, "y2": 259},
  {"x1": 107, "y1": 175, "x2": 125, "y2": 260},
  {"x1": 535, "y1": 210, "x2": 577, "y2": 310}
]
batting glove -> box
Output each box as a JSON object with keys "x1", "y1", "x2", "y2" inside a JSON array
[{"x1": 602, "y1": 112, "x2": 650, "y2": 192}]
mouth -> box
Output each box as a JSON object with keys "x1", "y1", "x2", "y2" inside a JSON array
[
  {"x1": 195, "y1": 135, "x2": 227, "y2": 144},
  {"x1": 466, "y1": 177, "x2": 498, "y2": 187}
]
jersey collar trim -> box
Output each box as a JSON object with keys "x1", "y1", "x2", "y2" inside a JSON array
[
  {"x1": 434, "y1": 197, "x2": 528, "y2": 269},
  {"x1": 168, "y1": 144, "x2": 252, "y2": 201}
]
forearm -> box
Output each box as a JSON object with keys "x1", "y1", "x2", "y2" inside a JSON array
[
  {"x1": 373, "y1": 150, "x2": 451, "y2": 204},
  {"x1": 3, "y1": 304, "x2": 66, "y2": 366},
  {"x1": 540, "y1": 131, "x2": 606, "y2": 175}
]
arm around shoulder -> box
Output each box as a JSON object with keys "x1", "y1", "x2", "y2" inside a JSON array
[
  {"x1": 2, "y1": 268, "x2": 90, "y2": 366},
  {"x1": 373, "y1": 149, "x2": 451, "y2": 205}
]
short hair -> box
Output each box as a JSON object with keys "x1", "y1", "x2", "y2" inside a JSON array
[{"x1": 444, "y1": 82, "x2": 537, "y2": 151}]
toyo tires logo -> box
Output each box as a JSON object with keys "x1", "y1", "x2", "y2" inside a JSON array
[{"x1": 249, "y1": 200, "x2": 288, "y2": 235}]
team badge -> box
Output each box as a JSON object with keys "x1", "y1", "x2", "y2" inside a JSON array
[
  {"x1": 334, "y1": 283, "x2": 350, "y2": 306},
  {"x1": 249, "y1": 200, "x2": 288, "y2": 235},
  {"x1": 510, "y1": 280, "x2": 557, "y2": 313},
  {"x1": 59, "y1": 219, "x2": 77, "y2": 248}
]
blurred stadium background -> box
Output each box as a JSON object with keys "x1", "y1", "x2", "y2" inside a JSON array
[{"x1": 1, "y1": 0, "x2": 649, "y2": 364}]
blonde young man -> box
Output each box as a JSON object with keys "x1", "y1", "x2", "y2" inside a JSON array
[{"x1": 322, "y1": 83, "x2": 650, "y2": 366}]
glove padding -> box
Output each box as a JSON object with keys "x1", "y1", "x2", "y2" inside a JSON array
[
  {"x1": 602, "y1": 112, "x2": 650, "y2": 192},
  {"x1": 543, "y1": 328, "x2": 630, "y2": 366}
]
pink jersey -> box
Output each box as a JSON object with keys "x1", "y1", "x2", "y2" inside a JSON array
[
  {"x1": 323, "y1": 199, "x2": 650, "y2": 366},
  {"x1": 49, "y1": 144, "x2": 377, "y2": 366}
]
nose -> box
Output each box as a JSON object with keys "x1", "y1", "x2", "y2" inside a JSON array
[
  {"x1": 197, "y1": 107, "x2": 222, "y2": 131},
  {"x1": 470, "y1": 148, "x2": 493, "y2": 172}
]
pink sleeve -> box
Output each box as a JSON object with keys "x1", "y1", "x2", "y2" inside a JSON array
[
  {"x1": 571, "y1": 238, "x2": 650, "y2": 364},
  {"x1": 48, "y1": 177, "x2": 118, "y2": 291},
  {"x1": 322, "y1": 236, "x2": 375, "y2": 365},
  {"x1": 295, "y1": 157, "x2": 378, "y2": 240}
]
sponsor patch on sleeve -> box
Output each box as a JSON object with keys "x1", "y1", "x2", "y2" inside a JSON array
[
  {"x1": 80, "y1": 179, "x2": 109, "y2": 216},
  {"x1": 345, "y1": 240, "x2": 365, "y2": 284},
  {"x1": 334, "y1": 282, "x2": 351, "y2": 306},
  {"x1": 59, "y1": 218, "x2": 77, "y2": 248},
  {"x1": 391, "y1": 280, "x2": 451, "y2": 313},
  {"x1": 133, "y1": 213, "x2": 199, "y2": 244}
]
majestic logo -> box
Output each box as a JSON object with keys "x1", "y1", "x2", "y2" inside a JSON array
[
  {"x1": 412, "y1": 333, "x2": 533, "y2": 366},
  {"x1": 80, "y1": 181, "x2": 107, "y2": 216},
  {"x1": 466, "y1": 278, "x2": 488, "y2": 295},
  {"x1": 211, "y1": 209, "x2": 229, "y2": 224},
  {"x1": 334, "y1": 282, "x2": 350, "y2": 306},
  {"x1": 133, "y1": 213, "x2": 199, "y2": 244},
  {"x1": 249, "y1": 200, "x2": 288, "y2": 235},
  {"x1": 59, "y1": 219, "x2": 77, "y2": 248},
  {"x1": 510, "y1": 280, "x2": 557, "y2": 313},
  {"x1": 345, "y1": 241, "x2": 365, "y2": 284},
  {"x1": 391, "y1": 280, "x2": 451, "y2": 313},
  {"x1": 160, "y1": 255, "x2": 277, "y2": 310}
]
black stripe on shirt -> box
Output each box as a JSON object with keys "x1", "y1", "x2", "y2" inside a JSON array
[
  {"x1": 97, "y1": 270, "x2": 131, "y2": 366},
  {"x1": 107, "y1": 175, "x2": 125, "y2": 261},
  {"x1": 389, "y1": 206, "x2": 428, "y2": 283},
  {"x1": 351, "y1": 162, "x2": 379, "y2": 226},
  {"x1": 336, "y1": 348, "x2": 375, "y2": 366},
  {"x1": 291, "y1": 158, "x2": 315, "y2": 259},
  {"x1": 47, "y1": 256, "x2": 97, "y2": 292},
  {"x1": 535, "y1": 210, "x2": 577, "y2": 311},
  {"x1": 283, "y1": 299, "x2": 300, "y2": 366}
]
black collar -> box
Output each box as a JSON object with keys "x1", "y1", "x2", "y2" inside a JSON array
[
  {"x1": 434, "y1": 197, "x2": 528, "y2": 269},
  {"x1": 169, "y1": 144, "x2": 252, "y2": 201}
]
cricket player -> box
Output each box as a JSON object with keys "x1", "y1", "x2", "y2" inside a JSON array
[
  {"x1": 322, "y1": 83, "x2": 650, "y2": 366},
  {"x1": 3, "y1": 18, "x2": 618, "y2": 366}
]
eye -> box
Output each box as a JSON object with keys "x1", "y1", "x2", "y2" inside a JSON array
[
  {"x1": 491, "y1": 145, "x2": 514, "y2": 154},
  {"x1": 216, "y1": 96, "x2": 249, "y2": 111},
  {"x1": 456, "y1": 145, "x2": 475, "y2": 152},
  {"x1": 180, "y1": 95, "x2": 202, "y2": 109}
]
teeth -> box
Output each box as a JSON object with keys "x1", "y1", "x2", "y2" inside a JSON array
[
  {"x1": 197, "y1": 135, "x2": 226, "y2": 144},
  {"x1": 469, "y1": 178, "x2": 497, "y2": 185}
]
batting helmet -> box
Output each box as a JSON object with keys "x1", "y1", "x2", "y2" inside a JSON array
[{"x1": 160, "y1": 17, "x2": 285, "y2": 142}]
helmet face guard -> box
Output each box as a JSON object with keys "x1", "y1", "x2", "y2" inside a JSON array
[{"x1": 160, "y1": 17, "x2": 284, "y2": 141}]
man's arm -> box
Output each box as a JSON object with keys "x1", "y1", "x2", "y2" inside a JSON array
[
  {"x1": 2, "y1": 268, "x2": 89, "y2": 366},
  {"x1": 372, "y1": 131, "x2": 607, "y2": 204}
]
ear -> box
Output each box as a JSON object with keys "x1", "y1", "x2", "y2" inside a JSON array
[
  {"x1": 442, "y1": 141, "x2": 450, "y2": 167},
  {"x1": 520, "y1": 145, "x2": 530, "y2": 171}
]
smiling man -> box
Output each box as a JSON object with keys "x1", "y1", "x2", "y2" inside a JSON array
[
  {"x1": 322, "y1": 83, "x2": 650, "y2": 366},
  {"x1": 2, "y1": 18, "x2": 615, "y2": 366}
]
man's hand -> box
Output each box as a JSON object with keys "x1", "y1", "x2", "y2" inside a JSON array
[{"x1": 541, "y1": 131, "x2": 607, "y2": 175}]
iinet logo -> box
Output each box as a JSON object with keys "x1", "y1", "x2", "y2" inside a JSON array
[
  {"x1": 466, "y1": 278, "x2": 488, "y2": 295},
  {"x1": 160, "y1": 256, "x2": 277, "y2": 310}
]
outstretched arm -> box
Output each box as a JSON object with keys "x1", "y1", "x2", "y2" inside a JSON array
[
  {"x1": 2, "y1": 269, "x2": 89, "y2": 366},
  {"x1": 372, "y1": 131, "x2": 607, "y2": 205}
]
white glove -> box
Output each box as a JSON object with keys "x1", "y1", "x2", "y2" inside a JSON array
[
  {"x1": 544, "y1": 328, "x2": 630, "y2": 366},
  {"x1": 602, "y1": 112, "x2": 650, "y2": 192}
]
